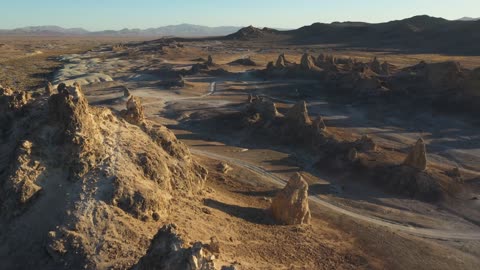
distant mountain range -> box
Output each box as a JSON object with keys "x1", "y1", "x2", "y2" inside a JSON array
[
  {"x1": 457, "y1": 17, "x2": 480, "y2": 21},
  {"x1": 224, "y1": 15, "x2": 480, "y2": 55},
  {"x1": 0, "y1": 24, "x2": 242, "y2": 37}
]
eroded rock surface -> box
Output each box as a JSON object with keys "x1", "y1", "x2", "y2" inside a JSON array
[
  {"x1": 133, "y1": 224, "x2": 216, "y2": 270},
  {"x1": 403, "y1": 138, "x2": 428, "y2": 171},
  {"x1": 271, "y1": 173, "x2": 311, "y2": 225}
]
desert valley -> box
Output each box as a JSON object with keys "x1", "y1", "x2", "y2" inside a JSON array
[{"x1": 1, "y1": 11, "x2": 480, "y2": 270}]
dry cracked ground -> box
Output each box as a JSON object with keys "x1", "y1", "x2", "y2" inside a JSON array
[{"x1": 1, "y1": 35, "x2": 480, "y2": 270}]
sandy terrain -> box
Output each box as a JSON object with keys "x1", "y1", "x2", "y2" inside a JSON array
[{"x1": 2, "y1": 37, "x2": 480, "y2": 269}]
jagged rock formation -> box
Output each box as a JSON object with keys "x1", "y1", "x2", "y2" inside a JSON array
[
  {"x1": 370, "y1": 57, "x2": 382, "y2": 74},
  {"x1": 276, "y1": 54, "x2": 287, "y2": 68},
  {"x1": 403, "y1": 138, "x2": 428, "y2": 171},
  {"x1": 121, "y1": 95, "x2": 146, "y2": 126},
  {"x1": 285, "y1": 101, "x2": 312, "y2": 126},
  {"x1": 133, "y1": 224, "x2": 217, "y2": 270},
  {"x1": 0, "y1": 82, "x2": 208, "y2": 269},
  {"x1": 226, "y1": 25, "x2": 277, "y2": 40},
  {"x1": 300, "y1": 53, "x2": 317, "y2": 71},
  {"x1": 247, "y1": 95, "x2": 279, "y2": 122},
  {"x1": 45, "y1": 82, "x2": 54, "y2": 95},
  {"x1": 270, "y1": 173, "x2": 311, "y2": 225},
  {"x1": 313, "y1": 116, "x2": 327, "y2": 133},
  {"x1": 123, "y1": 86, "x2": 131, "y2": 97},
  {"x1": 206, "y1": 55, "x2": 214, "y2": 66}
]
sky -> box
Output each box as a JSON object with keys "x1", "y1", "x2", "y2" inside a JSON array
[{"x1": 0, "y1": 0, "x2": 478, "y2": 30}]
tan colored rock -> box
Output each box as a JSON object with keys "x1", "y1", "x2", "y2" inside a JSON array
[
  {"x1": 133, "y1": 224, "x2": 216, "y2": 270},
  {"x1": 285, "y1": 101, "x2": 312, "y2": 126},
  {"x1": 217, "y1": 162, "x2": 232, "y2": 174},
  {"x1": 122, "y1": 95, "x2": 146, "y2": 125},
  {"x1": 45, "y1": 82, "x2": 54, "y2": 96},
  {"x1": 403, "y1": 138, "x2": 428, "y2": 171},
  {"x1": 271, "y1": 173, "x2": 311, "y2": 225}
]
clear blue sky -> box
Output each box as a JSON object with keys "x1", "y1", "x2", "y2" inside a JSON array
[{"x1": 1, "y1": 0, "x2": 478, "y2": 30}]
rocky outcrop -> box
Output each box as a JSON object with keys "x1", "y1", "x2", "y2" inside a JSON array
[
  {"x1": 48, "y1": 82, "x2": 105, "y2": 178},
  {"x1": 285, "y1": 101, "x2": 312, "y2": 126},
  {"x1": 121, "y1": 95, "x2": 146, "y2": 126},
  {"x1": 1, "y1": 140, "x2": 44, "y2": 213},
  {"x1": 271, "y1": 173, "x2": 311, "y2": 225},
  {"x1": 1, "y1": 82, "x2": 209, "y2": 269},
  {"x1": 300, "y1": 53, "x2": 317, "y2": 71},
  {"x1": 276, "y1": 54, "x2": 287, "y2": 68},
  {"x1": 403, "y1": 138, "x2": 428, "y2": 171},
  {"x1": 45, "y1": 82, "x2": 54, "y2": 96},
  {"x1": 248, "y1": 96, "x2": 279, "y2": 121},
  {"x1": 206, "y1": 55, "x2": 214, "y2": 66},
  {"x1": 370, "y1": 57, "x2": 382, "y2": 74},
  {"x1": 133, "y1": 224, "x2": 216, "y2": 270}
]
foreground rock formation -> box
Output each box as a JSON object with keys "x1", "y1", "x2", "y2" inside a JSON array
[
  {"x1": 0, "y1": 83, "x2": 208, "y2": 269},
  {"x1": 403, "y1": 138, "x2": 428, "y2": 171},
  {"x1": 271, "y1": 173, "x2": 311, "y2": 225},
  {"x1": 133, "y1": 224, "x2": 217, "y2": 270}
]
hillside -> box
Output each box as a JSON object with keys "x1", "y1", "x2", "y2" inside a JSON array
[{"x1": 226, "y1": 15, "x2": 480, "y2": 55}]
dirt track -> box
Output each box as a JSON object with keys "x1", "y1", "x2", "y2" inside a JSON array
[{"x1": 192, "y1": 148, "x2": 480, "y2": 240}]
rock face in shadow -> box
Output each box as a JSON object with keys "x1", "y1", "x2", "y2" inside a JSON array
[
  {"x1": 300, "y1": 53, "x2": 317, "y2": 71},
  {"x1": 285, "y1": 101, "x2": 312, "y2": 126},
  {"x1": 403, "y1": 138, "x2": 428, "y2": 171},
  {"x1": 45, "y1": 82, "x2": 55, "y2": 96},
  {"x1": 133, "y1": 224, "x2": 216, "y2": 270},
  {"x1": 270, "y1": 173, "x2": 311, "y2": 225},
  {"x1": 276, "y1": 54, "x2": 287, "y2": 68},
  {"x1": 247, "y1": 95, "x2": 279, "y2": 122}
]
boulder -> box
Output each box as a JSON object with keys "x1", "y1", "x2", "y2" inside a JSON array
[
  {"x1": 403, "y1": 138, "x2": 428, "y2": 171},
  {"x1": 271, "y1": 173, "x2": 311, "y2": 225},
  {"x1": 285, "y1": 101, "x2": 312, "y2": 126},
  {"x1": 370, "y1": 57, "x2": 382, "y2": 74},
  {"x1": 217, "y1": 162, "x2": 232, "y2": 174},
  {"x1": 355, "y1": 135, "x2": 376, "y2": 152}
]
